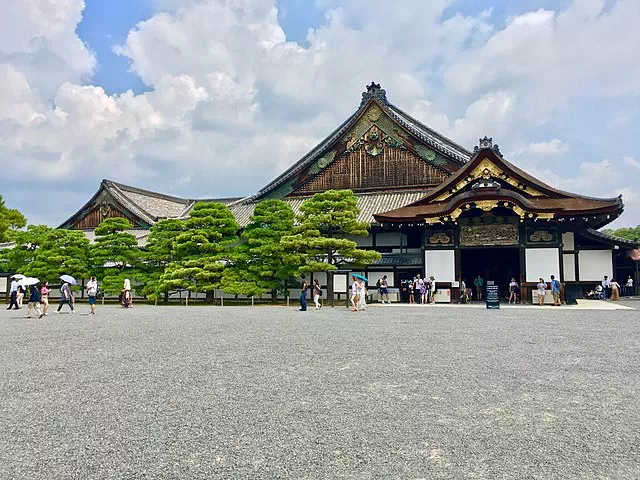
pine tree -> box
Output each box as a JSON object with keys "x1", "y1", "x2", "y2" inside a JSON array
[
  {"x1": 23, "y1": 229, "x2": 90, "y2": 285},
  {"x1": 159, "y1": 202, "x2": 239, "y2": 303},
  {"x1": 221, "y1": 200, "x2": 297, "y2": 299},
  {"x1": 281, "y1": 189, "x2": 380, "y2": 306},
  {"x1": 0, "y1": 195, "x2": 26, "y2": 243},
  {"x1": 1, "y1": 225, "x2": 52, "y2": 274},
  {"x1": 90, "y1": 218, "x2": 141, "y2": 295}
]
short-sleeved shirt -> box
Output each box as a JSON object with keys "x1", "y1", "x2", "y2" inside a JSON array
[
  {"x1": 537, "y1": 282, "x2": 547, "y2": 292},
  {"x1": 551, "y1": 280, "x2": 561, "y2": 293},
  {"x1": 626, "y1": 279, "x2": 633, "y2": 287},
  {"x1": 86, "y1": 280, "x2": 98, "y2": 297},
  {"x1": 351, "y1": 282, "x2": 358, "y2": 296},
  {"x1": 10, "y1": 280, "x2": 18, "y2": 293},
  {"x1": 509, "y1": 281, "x2": 518, "y2": 292},
  {"x1": 474, "y1": 277, "x2": 484, "y2": 287}
]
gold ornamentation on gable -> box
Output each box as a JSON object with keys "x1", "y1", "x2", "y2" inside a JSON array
[
  {"x1": 346, "y1": 105, "x2": 404, "y2": 153},
  {"x1": 435, "y1": 158, "x2": 545, "y2": 201}
]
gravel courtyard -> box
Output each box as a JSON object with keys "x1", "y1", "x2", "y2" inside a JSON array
[{"x1": 1, "y1": 304, "x2": 639, "y2": 479}]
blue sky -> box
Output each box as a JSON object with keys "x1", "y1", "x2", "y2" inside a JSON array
[{"x1": 1, "y1": 0, "x2": 638, "y2": 227}]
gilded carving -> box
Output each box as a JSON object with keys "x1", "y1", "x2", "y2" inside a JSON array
[
  {"x1": 460, "y1": 224, "x2": 519, "y2": 246},
  {"x1": 364, "y1": 126, "x2": 384, "y2": 156},
  {"x1": 529, "y1": 230, "x2": 553, "y2": 242},
  {"x1": 428, "y1": 232, "x2": 452, "y2": 245},
  {"x1": 309, "y1": 150, "x2": 337, "y2": 174},
  {"x1": 346, "y1": 106, "x2": 404, "y2": 153}
]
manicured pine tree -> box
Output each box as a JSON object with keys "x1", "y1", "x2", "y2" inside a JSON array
[
  {"x1": 221, "y1": 199, "x2": 297, "y2": 300},
  {"x1": 138, "y1": 218, "x2": 185, "y2": 302},
  {"x1": 90, "y1": 218, "x2": 141, "y2": 295},
  {"x1": 1, "y1": 225, "x2": 52, "y2": 274},
  {"x1": 281, "y1": 189, "x2": 381, "y2": 306},
  {"x1": 159, "y1": 202, "x2": 239, "y2": 304},
  {"x1": 23, "y1": 229, "x2": 91, "y2": 288}
]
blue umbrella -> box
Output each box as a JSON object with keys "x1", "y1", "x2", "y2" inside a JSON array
[
  {"x1": 351, "y1": 273, "x2": 368, "y2": 282},
  {"x1": 60, "y1": 274, "x2": 77, "y2": 285}
]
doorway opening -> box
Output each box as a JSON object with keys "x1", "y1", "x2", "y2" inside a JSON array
[{"x1": 460, "y1": 247, "x2": 520, "y2": 299}]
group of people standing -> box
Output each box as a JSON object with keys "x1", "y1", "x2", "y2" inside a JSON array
[{"x1": 407, "y1": 274, "x2": 437, "y2": 304}]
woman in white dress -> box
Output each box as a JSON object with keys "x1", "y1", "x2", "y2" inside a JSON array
[{"x1": 357, "y1": 279, "x2": 368, "y2": 311}]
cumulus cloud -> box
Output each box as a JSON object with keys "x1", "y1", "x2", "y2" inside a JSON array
[{"x1": 0, "y1": 0, "x2": 639, "y2": 228}]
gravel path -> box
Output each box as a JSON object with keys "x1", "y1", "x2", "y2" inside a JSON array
[{"x1": 1, "y1": 304, "x2": 639, "y2": 479}]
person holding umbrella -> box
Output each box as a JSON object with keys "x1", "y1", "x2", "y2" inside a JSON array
[{"x1": 56, "y1": 277, "x2": 76, "y2": 314}]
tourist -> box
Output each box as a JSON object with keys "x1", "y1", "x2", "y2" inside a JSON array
[
  {"x1": 16, "y1": 284, "x2": 25, "y2": 308},
  {"x1": 350, "y1": 276, "x2": 359, "y2": 312},
  {"x1": 420, "y1": 277, "x2": 428, "y2": 304},
  {"x1": 474, "y1": 274, "x2": 484, "y2": 300},
  {"x1": 550, "y1": 275, "x2": 561, "y2": 306},
  {"x1": 357, "y1": 279, "x2": 367, "y2": 311},
  {"x1": 56, "y1": 281, "x2": 75, "y2": 314},
  {"x1": 610, "y1": 278, "x2": 621, "y2": 301},
  {"x1": 123, "y1": 278, "x2": 133, "y2": 308},
  {"x1": 429, "y1": 275, "x2": 437, "y2": 303},
  {"x1": 299, "y1": 274, "x2": 308, "y2": 311},
  {"x1": 625, "y1": 275, "x2": 633, "y2": 296},
  {"x1": 26, "y1": 284, "x2": 42, "y2": 319},
  {"x1": 508, "y1": 277, "x2": 519, "y2": 304},
  {"x1": 86, "y1": 275, "x2": 99, "y2": 316},
  {"x1": 40, "y1": 282, "x2": 50, "y2": 316},
  {"x1": 537, "y1": 278, "x2": 547, "y2": 306},
  {"x1": 312, "y1": 279, "x2": 322, "y2": 310},
  {"x1": 601, "y1": 275, "x2": 611, "y2": 299},
  {"x1": 379, "y1": 275, "x2": 389, "y2": 304},
  {"x1": 7, "y1": 276, "x2": 19, "y2": 310},
  {"x1": 414, "y1": 275, "x2": 423, "y2": 305}
]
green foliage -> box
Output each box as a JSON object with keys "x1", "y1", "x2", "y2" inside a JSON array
[
  {"x1": 603, "y1": 225, "x2": 640, "y2": 242},
  {"x1": 90, "y1": 218, "x2": 141, "y2": 295},
  {"x1": 0, "y1": 195, "x2": 27, "y2": 243},
  {"x1": 23, "y1": 229, "x2": 90, "y2": 283},
  {"x1": 159, "y1": 202, "x2": 239, "y2": 299},
  {"x1": 281, "y1": 190, "x2": 380, "y2": 303},
  {"x1": 1, "y1": 224, "x2": 52, "y2": 273},
  {"x1": 221, "y1": 200, "x2": 297, "y2": 297},
  {"x1": 138, "y1": 219, "x2": 185, "y2": 299}
]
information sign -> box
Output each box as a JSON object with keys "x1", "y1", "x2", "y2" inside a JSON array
[{"x1": 485, "y1": 281, "x2": 500, "y2": 309}]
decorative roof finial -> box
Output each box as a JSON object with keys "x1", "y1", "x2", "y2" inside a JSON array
[
  {"x1": 360, "y1": 81, "x2": 387, "y2": 106},
  {"x1": 473, "y1": 136, "x2": 502, "y2": 156}
]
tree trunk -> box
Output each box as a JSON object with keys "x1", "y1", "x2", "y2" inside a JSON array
[
  {"x1": 163, "y1": 292, "x2": 168, "y2": 304},
  {"x1": 271, "y1": 289, "x2": 277, "y2": 303}
]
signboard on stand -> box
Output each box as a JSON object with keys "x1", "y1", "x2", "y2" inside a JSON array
[{"x1": 486, "y1": 281, "x2": 500, "y2": 309}]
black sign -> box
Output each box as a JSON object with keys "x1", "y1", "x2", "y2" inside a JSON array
[{"x1": 485, "y1": 281, "x2": 500, "y2": 309}]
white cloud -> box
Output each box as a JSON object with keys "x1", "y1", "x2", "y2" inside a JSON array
[{"x1": 623, "y1": 157, "x2": 640, "y2": 170}]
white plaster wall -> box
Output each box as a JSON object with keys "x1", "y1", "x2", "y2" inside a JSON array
[
  {"x1": 578, "y1": 250, "x2": 612, "y2": 281},
  {"x1": 367, "y1": 271, "x2": 395, "y2": 287},
  {"x1": 562, "y1": 232, "x2": 575, "y2": 251},
  {"x1": 425, "y1": 250, "x2": 455, "y2": 282},
  {"x1": 525, "y1": 248, "x2": 560, "y2": 282},
  {"x1": 563, "y1": 253, "x2": 576, "y2": 281}
]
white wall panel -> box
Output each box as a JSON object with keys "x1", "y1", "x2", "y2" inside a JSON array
[
  {"x1": 562, "y1": 232, "x2": 574, "y2": 251},
  {"x1": 334, "y1": 274, "x2": 348, "y2": 293},
  {"x1": 425, "y1": 250, "x2": 455, "y2": 282},
  {"x1": 563, "y1": 254, "x2": 576, "y2": 281},
  {"x1": 367, "y1": 271, "x2": 395, "y2": 287},
  {"x1": 578, "y1": 250, "x2": 612, "y2": 281},
  {"x1": 525, "y1": 248, "x2": 560, "y2": 282}
]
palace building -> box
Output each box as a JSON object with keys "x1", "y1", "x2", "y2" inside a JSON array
[{"x1": 61, "y1": 83, "x2": 638, "y2": 302}]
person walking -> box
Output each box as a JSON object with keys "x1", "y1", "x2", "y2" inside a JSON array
[
  {"x1": 27, "y1": 284, "x2": 43, "y2": 318},
  {"x1": 508, "y1": 277, "x2": 519, "y2": 304},
  {"x1": 428, "y1": 276, "x2": 436, "y2": 303},
  {"x1": 123, "y1": 278, "x2": 133, "y2": 308},
  {"x1": 312, "y1": 279, "x2": 322, "y2": 310},
  {"x1": 298, "y1": 275, "x2": 308, "y2": 311},
  {"x1": 550, "y1": 275, "x2": 561, "y2": 306},
  {"x1": 537, "y1": 278, "x2": 547, "y2": 306},
  {"x1": 40, "y1": 282, "x2": 50, "y2": 316},
  {"x1": 16, "y1": 284, "x2": 25, "y2": 308},
  {"x1": 350, "y1": 276, "x2": 359, "y2": 312},
  {"x1": 7, "y1": 276, "x2": 20, "y2": 310},
  {"x1": 379, "y1": 275, "x2": 390, "y2": 304},
  {"x1": 56, "y1": 281, "x2": 75, "y2": 314},
  {"x1": 610, "y1": 278, "x2": 621, "y2": 301},
  {"x1": 357, "y1": 278, "x2": 367, "y2": 312},
  {"x1": 86, "y1": 275, "x2": 99, "y2": 315},
  {"x1": 625, "y1": 275, "x2": 633, "y2": 296},
  {"x1": 601, "y1": 275, "x2": 611, "y2": 299},
  {"x1": 474, "y1": 274, "x2": 484, "y2": 300}
]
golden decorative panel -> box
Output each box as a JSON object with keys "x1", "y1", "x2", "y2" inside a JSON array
[{"x1": 460, "y1": 224, "x2": 519, "y2": 246}]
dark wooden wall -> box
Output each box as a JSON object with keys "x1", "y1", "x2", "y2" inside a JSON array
[
  {"x1": 72, "y1": 205, "x2": 135, "y2": 229},
  {"x1": 295, "y1": 147, "x2": 448, "y2": 194}
]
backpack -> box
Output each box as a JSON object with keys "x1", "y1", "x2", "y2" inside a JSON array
[
  {"x1": 376, "y1": 278, "x2": 381, "y2": 288},
  {"x1": 318, "y1": 288, "x2": 323, "y2": 296}
]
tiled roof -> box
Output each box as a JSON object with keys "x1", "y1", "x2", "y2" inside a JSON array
[
  {"x1": 584, "y1": 229, "x2": 638, "y2": 248},
  {"x1": 229, "y1": 190, "x2": 431, "y2": 227},
  {"x1": 247, "y1": 83, "x2": 471, "y2": 202}
]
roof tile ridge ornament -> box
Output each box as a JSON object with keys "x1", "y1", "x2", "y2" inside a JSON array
[
  {"x1": 473, "y1": 136, "x2": 502, "y2": 157},
  {"x1": 360, "y1": 81, "x2": 388, "y2": 107}
]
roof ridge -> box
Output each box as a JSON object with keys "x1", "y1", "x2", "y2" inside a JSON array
[{"x1": 104, "y1": 179, "x2": 190, "y2": 204}]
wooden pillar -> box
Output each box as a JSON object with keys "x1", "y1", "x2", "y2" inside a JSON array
[{"x1": 519, "y1": 245, "x2": 527, "y2": 303}]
